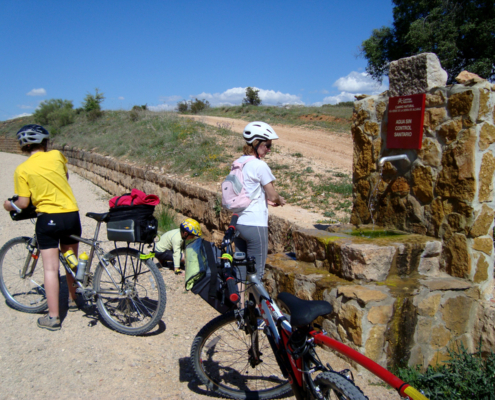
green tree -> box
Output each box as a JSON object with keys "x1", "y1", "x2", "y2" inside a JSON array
[
  {"x1": 82, "y1": 88, "x2": 105, "y2": 121},
  {"x1": 243, "y1": 87, "x2": 262, "y2": 106},
  {"x1": 189, "y1": 98, "x2": 210, "y2": 114},
  {"x1": 361, "y1": 0, "x2": 495, "y2": 83},
  {"x1": 33, "y1": 99, "x2": 75, "y2": 131}
]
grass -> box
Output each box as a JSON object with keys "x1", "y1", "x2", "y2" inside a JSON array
[
  {"x1": 0, "y1": 107, "x2": 353, "y2": 221},
  {"x1": 186, "y1": 104, "x2": 353, "y2": 133},
  {"x1": 155, "y1": 205, "x2": 179, "y2": 233},
  {"x1": 395, "y1": 343, "x2": 495, "y2": 400}
]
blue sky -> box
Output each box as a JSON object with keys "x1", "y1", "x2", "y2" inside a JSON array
[{"x1": 0, "y1": 1, "x2": 393, "y2": 120}]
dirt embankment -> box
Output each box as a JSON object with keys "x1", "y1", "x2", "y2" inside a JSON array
[{"x1": 179, "y1": 115, "x2": 353, "y2": 173}]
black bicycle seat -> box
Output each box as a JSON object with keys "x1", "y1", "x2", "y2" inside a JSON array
[
  {"x1": 86, "y1": 212, "x2": 109, "y2": 222},
  {"x1": 277, "y1": 292, "x2": 333, "y2": 328}
]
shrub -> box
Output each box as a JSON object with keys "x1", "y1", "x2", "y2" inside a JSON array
[
  {"x1": 33, "y1": 99, "x2": 75, "y2": 129},
  {"x1": 395, "y1": 343, "x2": 495, "y2": 399},
  {"x1": 86, "y1": 109, "x2": 103, "y2": 122},
  {"x1": 82, "y1": 88, "x2": 105, "y2": 113},
  {"x1": 155, "y1": 205, "x2": 179, "y2": 232},
  {"x1": 243, "y1": 87, "x2": 262, "y2": 106},
  {"x1": 132, "y1": 105, "x2": 147, "y2": 111},
  {"x1": 177, "y1": 100, "x2": 189, "y2": 113},
  {"x1": 189, "y1": 98, "x2": 210, "y2": 114}
]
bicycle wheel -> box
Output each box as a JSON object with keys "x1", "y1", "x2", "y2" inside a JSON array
[
  {"x1": 0, "y1": 236, "x2": 48, "y2": 313},
  {"x1": 93, "y1": 248, "x2": 166, "y2": 335},
  {"x1": 313, "y1": 371, "x2": 368, "y2": 400},
  {"x1": 190, "y1": 310, "x2": 292, "y2": 400}
]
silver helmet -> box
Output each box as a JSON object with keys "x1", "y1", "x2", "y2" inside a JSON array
[{"x1": 16, "y1": 124, "x2": 50, "y2": 146}]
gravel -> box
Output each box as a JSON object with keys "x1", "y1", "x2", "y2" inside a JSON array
[{"x1": 0, "y1": 152, "x2": 401, "y2": 399}]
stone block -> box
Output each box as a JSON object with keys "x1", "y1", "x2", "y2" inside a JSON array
[
  {"x1": 338, "y1": 285, "x2": 388, "y2": 306},
  {"x1": 365, "y1": 325, "x2": 387, "y2": 362},
  {"x1": 441, "y1": 295, "x2": 474, "y2": 336},
  {"x1": 367, "y1": 305, "x2": 393, "y2": 324},
  {"x1": 479, "y1": 123, "x2": 495, "y2": 151},
  {"x1": 469, "y1": 204, "x2": 494, "y2": 237},
  {"x1": 479, "y1": 151, "x2": 495, "y2": 202},
  {"x1": 448, "y1": 90, "x2": 474, "y2": 118},
  {"x1": 389, "y1": 53, "x2": 448, "y2": 97},
  {"x1": 418, "y1": 293, "x2": 442, "y2": 317},
  {"x1": 473, "y1": 237, "x2": 493, "y2": 255},
  {"x1": 340, "y1": 243, "x2": 395, "y2": 281}
]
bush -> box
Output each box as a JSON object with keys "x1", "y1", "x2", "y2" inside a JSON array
[
  {"x1": 243, "y1": 87, "x2": 262, "y2": 106},
  {"x1": 82, "y1": 88, "x2": 105, "y2": 113},
  {"x1": 189, "y1": 98, "x2": 210, "y2": 114},
  {"x1": 396, "y1": 343, "x2": 495, "y2": 399},
  {"x1": 177, "y1": 100, "x2": 189, "y2": 113},
  {"x1": 33, "y1": 99, "x2": 75, "y2": 129},
  {"x1": 86, "y1": 109, "x2": 103, "y2": 122}
]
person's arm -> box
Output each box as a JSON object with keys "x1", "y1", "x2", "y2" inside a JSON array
[
  {"x1": 3, "y1": 196, "x2": 30, "y2": 212},
  {"x1": 263, "y1": 182, "x2": 286, "y2": 206}
]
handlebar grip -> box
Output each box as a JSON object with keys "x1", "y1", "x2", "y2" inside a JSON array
[
  {"x1": 229, "y1": 214, "x2": 239, "y2": 230},
  {"x1": 226, "y1": 277, "x2": 239, "y2": 303}
]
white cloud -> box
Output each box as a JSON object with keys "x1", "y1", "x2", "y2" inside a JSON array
[
  {"x1": 319, "y1": 72, "x2": 390, "y2": 105},
  {"x1": 148, "y1": 103, "x2": 177, "y2": 112},
  {"x1": 159, "y1": 95, "x2": 183, "y2": 103},
  {"x1": 333, "y1": 72, "x2": 388, "y2": 94},
  {"x1": 321, "y1": 92, "x2": 357, "y2": 105},
  {"x1": 9, "y1": 113, "x2": 32, "y2": 120},
  {"x1": 27, "y1": 88, "x2": 46, "y2": 96},
  {"x1": 118, "y1": 96, "x2": 125, "y2": 100},
  {"x1": 193, "y1": 87, "x2": 304, "y2": 106}
]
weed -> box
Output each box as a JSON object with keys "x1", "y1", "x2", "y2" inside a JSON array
[
  {"x1": 155, "y1": 205, "x2": 179, "y2": 233},
  {"x1": 292, "y1": 152, "x2": 303, "y2": 158},
  {"x1": 395, "y1": 343, "x2": 495, "y2": 400}
]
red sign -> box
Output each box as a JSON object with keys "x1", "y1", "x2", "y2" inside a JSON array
[{"x1": 387, "y1": 93, "x2": 426, "y2": 149}]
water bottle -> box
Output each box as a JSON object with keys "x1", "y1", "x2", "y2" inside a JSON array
[
  {"x1": 63, "y1": 250, "x2": 78, "y2": 271},
  {"x1": 75, "y1": 252, "x2": 89, "y2": 281}
]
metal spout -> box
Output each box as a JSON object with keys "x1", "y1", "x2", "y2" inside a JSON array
[{"x1": 378, "y1": 154, "x2": 410, "y2": 166}]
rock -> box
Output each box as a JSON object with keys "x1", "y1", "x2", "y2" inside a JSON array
[
  {"x1": 340, "y1": 243, "x2": 395, "y2": 281},
  {"x1": 455, "y1": 71, "x2": 485, "y2": 85},
  {"x1": 338, "y1": 285, "x2": 388, "y2": 305},
  {"x1": 389, "y1": 53, "x2": 448, "y2": 97},
  {"x1": 421, "y1": 276, "x2": 473, "y2": 291}
]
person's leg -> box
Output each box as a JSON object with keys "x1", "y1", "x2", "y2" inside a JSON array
[
  {"x1": 40, "y1": 247, "x2": 61, "y2": 318},
  {"x1": 236, "y1": 225, "x2": 268, "y2": 280}
]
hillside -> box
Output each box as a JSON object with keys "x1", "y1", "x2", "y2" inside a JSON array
[{"x1": 0, "y1": 105, "x2": 354, "y2": 223}]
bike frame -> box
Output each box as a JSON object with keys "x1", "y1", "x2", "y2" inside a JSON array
[{"x1": 241, "y1": 268, "x2": 428, "y2": 400}]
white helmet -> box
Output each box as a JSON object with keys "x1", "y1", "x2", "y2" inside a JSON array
[
  {"x1": 243, "y1": 121, "x2": 279, "y2": 144},
  {"x1": 16, "y1": 124, "x2": 50, "y2": 147}
]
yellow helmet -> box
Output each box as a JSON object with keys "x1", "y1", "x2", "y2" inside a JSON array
[{"x1": 180, "y1": 218, "x2": 202, "y2": 236}]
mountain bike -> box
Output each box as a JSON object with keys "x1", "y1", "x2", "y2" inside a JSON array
[
  {"x1": 0, "y1": 199, "x2": 167, "y2": 335},
  {"x1": 190, "y1": 215, "x2": 428, "y2": 400}
]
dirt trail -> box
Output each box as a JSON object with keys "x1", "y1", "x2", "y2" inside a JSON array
[
  {"x1": 0, "y1": 152, "x2": 400, "y2": 400},
  {"x1": 179, "y1": 115, "x2": 353, "y2": 173}
]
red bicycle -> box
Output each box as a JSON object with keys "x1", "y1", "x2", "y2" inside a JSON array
[{"x1": 189, "y1": 216, "x2": 428, "y2": 399}]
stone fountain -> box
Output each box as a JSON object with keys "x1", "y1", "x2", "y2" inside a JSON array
[{"x1": 264, "y1": 53, "x2": 495, "y2": 370}]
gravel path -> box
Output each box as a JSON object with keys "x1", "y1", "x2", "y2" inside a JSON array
[{"x1": 0, "y1": 152, "x2": 400, "y2": 400}]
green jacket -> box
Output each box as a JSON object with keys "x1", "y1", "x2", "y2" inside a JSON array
[{"x1": 155, "y1": 228, "x2": 183, "y2": 269}]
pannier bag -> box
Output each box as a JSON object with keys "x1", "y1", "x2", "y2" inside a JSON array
[
  {"x1": 106, "y1": 189, "x2": 159, "y2": 243},
  {"x1": 185, "y1": 237, "x2": 236, "y2": 314}
]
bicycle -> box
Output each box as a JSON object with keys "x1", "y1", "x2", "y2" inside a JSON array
[
  {"x1": 0, "y1": 197, "x2": 167, "y2": 336},
  {"x1": 190, "y1": 215, "x2": 428, "y2": 400}
]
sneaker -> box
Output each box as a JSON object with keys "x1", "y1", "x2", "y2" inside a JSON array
[
  {"x1": 37, "y1": 315, "x2": 61, "y2": 331},
  {"x1": 68, "y1": 299, "x2": 79, "y2": 312}
]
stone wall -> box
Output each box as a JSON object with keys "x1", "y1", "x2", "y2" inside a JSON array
[{"x1": 351, "y1": 67, "x2": 495, "y2": 299}]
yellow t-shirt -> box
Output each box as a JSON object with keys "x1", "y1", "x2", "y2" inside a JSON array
[{"x1": 14, "y1": 150, "x2": 79, "y2": 214}]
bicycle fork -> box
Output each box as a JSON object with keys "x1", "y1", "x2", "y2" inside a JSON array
[{"x1": 20, "y1": 237, "x2": 40, "y2": 279}]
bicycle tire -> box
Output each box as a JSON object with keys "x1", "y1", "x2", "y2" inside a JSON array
[
  {"x1": 93, "y1": 248, "x2": 166, "y2": 335},
  {"x1": 313, "y1": 371, "x2": 368, "y2": 400},
  {"x1": 190, "y1": 310, "x2": 292, "y2": 400},
  {"x1": 0, "y1": 236, "x2": 48, "y2": 313}
]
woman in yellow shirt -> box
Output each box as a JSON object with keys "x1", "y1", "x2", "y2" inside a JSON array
[{"x1": 3, "y1": 125, "x2": 81, "y2": 331}]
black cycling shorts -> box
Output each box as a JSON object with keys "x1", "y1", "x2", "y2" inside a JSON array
[{"x1": 35, "y1": 211, "x2": 82, "y2": 250}]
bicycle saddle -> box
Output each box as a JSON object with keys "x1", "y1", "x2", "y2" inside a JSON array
[
  {"x1": 277, "y1": 292, "x2": 333, "y2": 328},
  {"x1": 86, "y1": 212, "x2": 109, "y2": 222}
]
